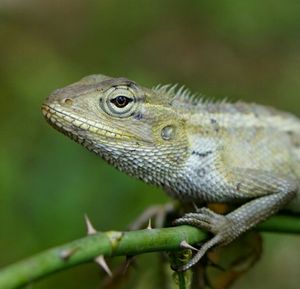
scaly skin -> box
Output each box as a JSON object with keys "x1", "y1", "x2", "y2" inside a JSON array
[{"x1": 42, "y1": 74, "x2": 300, "y2": 271}]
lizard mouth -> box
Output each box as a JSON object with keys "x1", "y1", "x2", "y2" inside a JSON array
[{"x1": 41, "y1": 103, "x2": 134, "y2": 142}]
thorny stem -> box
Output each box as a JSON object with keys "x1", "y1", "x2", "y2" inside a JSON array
[
  {"x1": 0, "y1": 214, "x2": 300, "y2": 289},
  {"x1": 178, "y1": 271, "x2": 187, "y2": 289}
]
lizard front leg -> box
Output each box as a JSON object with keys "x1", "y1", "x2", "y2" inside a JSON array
[{"x1": 173, "y1": 169, "x2": 298, "y2": 271}]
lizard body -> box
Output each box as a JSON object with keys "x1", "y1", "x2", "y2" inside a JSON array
[{"x1": 42, "y1": 74, "x2": 300, "y2": 270}]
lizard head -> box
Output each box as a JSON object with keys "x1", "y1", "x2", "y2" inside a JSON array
[{"x1": 42, "y1": 74, "x2": 189, "y2": 186}]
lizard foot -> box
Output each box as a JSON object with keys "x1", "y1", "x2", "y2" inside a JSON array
[{"x1": 173, "y1": 208, "x2": 235, "y2": 271}]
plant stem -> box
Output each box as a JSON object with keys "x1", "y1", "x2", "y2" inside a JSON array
[
  {"x1": 178, "y1": 271, "x2": 187, "y2": 289},
  {"x1": 0, "y1": 214, "x2": 300, "y2": 289}
]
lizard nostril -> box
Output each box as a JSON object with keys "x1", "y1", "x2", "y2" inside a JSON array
[{"x1": 62, "y1": 98, "x2": 73, "y2": 105}]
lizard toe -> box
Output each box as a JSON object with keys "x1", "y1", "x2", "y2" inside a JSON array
[
  {"x1": 174, "y1": 208, "x2": 231, "y2": 236},
  {"x1": 176, "y1": 235, "x2": 222, "y2": 271},
  {"x1": 173, "y1": 209, "x2": 239, "y2": 270},
  {"x1": 173, "y1": 217, "x2": 213, "y2": 231}
]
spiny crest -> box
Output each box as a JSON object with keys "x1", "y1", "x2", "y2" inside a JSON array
[
  {"x1": 153, "y1": 83, "x2": 198, "y2": 104},
  {"x1": 152, "y1": 83, "x2": 224, "y2": 110}
]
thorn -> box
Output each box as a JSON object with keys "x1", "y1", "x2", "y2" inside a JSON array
[
  {"x1": 180, "y1": 240, "x2": 199, "y2": 251},
  {"x1": 122, "y1": 256, "x2": 135, "y2": 274},
  {"x1": 147, "y1": 218, "x2": 152, "y2": 229},
  {"x1": 59, "y1": 247, "x2": 78, "y2": 261},
  {"x1": 84, "y1": 214, "x2": 97, "y2": 235},
  {"x1": 95, "y1": 255, "x2": 112, "y2": 277}
]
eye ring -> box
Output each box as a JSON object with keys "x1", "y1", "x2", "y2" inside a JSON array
[
  {"x1": 99, "y1": 85, "x2": 138, "y2": 118},
  {"x1": 110, "y1": 95, "x2": 133, "y2": 108}
]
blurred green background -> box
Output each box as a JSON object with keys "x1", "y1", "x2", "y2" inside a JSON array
[{"x1": 1, "y1": 0, "x2": 300, "y2": 288}]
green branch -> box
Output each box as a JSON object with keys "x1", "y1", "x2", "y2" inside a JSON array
[{"x1": 1, "y1": 214, "x2": 300, "y2": 289}]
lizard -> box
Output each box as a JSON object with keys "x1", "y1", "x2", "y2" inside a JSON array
[{"x1": 41, "y1": 74, "x2": 300, "y2": 272}]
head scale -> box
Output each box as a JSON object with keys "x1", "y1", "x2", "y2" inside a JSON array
[{"x1": 42, "y1": 74, "x2": 189, "y2": 187}]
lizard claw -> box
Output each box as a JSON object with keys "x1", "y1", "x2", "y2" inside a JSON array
[
  {"x1": 173, "y1": 207, "x2": 235, "y2": 271},
  {"x1": 176, "y1": 235, "x2": 222, "y2": 271}
]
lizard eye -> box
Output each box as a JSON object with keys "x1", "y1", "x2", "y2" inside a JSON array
[
  {"x1": 110, "y1": 95, "x2": 133, "y2": 108},
  {"x1": 100, "y1": 85, "x2": 137, "y2": 118}
]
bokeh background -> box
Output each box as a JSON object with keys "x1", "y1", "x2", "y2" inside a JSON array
[{"x1": 1, "y1": 0, "x2": 300, "y2": 288}]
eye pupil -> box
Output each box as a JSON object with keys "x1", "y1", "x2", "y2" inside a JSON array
[
  {"x1": 110, "y1": 95, "x2": 132, "y2": 108},
  {"x1": 116, "y1": 96, "x2": 126, "y2": 106}
]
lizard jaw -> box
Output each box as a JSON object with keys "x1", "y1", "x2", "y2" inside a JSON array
[{"x1": 41, "y1": 103, "x2": 134, "y2": 142}]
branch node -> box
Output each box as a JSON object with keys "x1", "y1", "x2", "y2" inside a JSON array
[{"x1": 106, "y1": 231, "x2": 124, "y2": 249}]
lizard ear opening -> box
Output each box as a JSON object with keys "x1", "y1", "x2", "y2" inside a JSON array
[{"x1": 161, "y1": 125, "x2": 176, "y2": 141}]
